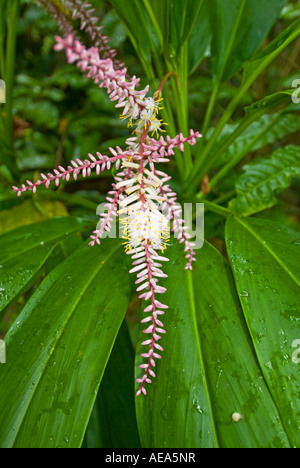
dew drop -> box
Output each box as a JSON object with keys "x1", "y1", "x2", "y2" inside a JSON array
[
  {"x1": 291, "y1": 239, "x2": 300, "y2": 246},
  {"x1": 239, "y1": 291, "x2": 249, "y2": 297}
]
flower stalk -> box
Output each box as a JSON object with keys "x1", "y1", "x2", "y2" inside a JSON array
[{"x1": 14, "y1": 0, "x2": 202, "y2": 396}]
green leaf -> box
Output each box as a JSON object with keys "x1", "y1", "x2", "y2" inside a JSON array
[
  {"x1": 0, "y1": 200, "x2": 69, "y2": 234},
  {"x1": 0, "y1": 217, "x2": 92, "y2": 314},
  {"x1": 141, "y1": 0, "x2": 168, "y2": 49},
  {"x1": 136, "y1": 241, "x2": 290, "y2": 448},
  {"x1": 244, "y1": 90, "x2": 296, "y2": 116},
  {"x1": 167, "y1": 0, "x2": 205, "y2": 56},
  {"x1": 187, "y1": 74, "x2": 300, "y2": 192},
  {"x1": 0, "y1": 239, "x2": 131, "y2": 448},
  {"x1": 226, "y1": 216, "x2": 300, "y2": 448},
  {"x1": 101, "y1": 10, "x2": 128, "y2": 49},
  {"x1": 118, "y1": 0, "x2": 208, "y2": 74},
  {"x1": 110, "y1": 0, "x2": 156, "y2": 62},
  {"x1": 229, "y1": 145, "x2": 300, "y2": 216},
  {"x1": 83, "y1": 321, "x2": 141, "y2": 448},
  {"x1": 214, "y1": 112, "x2": 300, "y2": 171},
  {"x1": 243, "y1": 18, "x2": 300, "y2": 87},
  {"x1": 188, "y1": 0, "x2": 212, "y2": 73},
  {"x1": 202, "y1": 88, "x2": 300, "y2": 187},
  {"x1": 142, "y1": 0, "x2": 205, "y2": 56},
  {"x1": 209, "y1": 0, "x2": 287, "y2": 82},
  {"x1": 209, "y1": 109, "x2": 300, "y2": 191}
]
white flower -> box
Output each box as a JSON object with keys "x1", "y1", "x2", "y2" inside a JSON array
[
  {"x1": 145, "y1": 97, "x2": 162, "y2": 116},
  {"x1": 122, "y1": 207, "x2": 170, "y2": 251},
  {"x1": 148, "y1": 117, "x2": 164, "y2": 136}
]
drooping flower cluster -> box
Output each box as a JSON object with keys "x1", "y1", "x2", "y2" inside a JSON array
[{"x1": 14, "y1": 0, "x2": 202, "y2": 396}]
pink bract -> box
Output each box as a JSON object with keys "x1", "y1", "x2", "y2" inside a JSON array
[{"x1": 15, "y1": 2, "x2": 202, "y2": 397}]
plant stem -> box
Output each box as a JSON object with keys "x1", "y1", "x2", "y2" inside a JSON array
[
  {"x1": 203, "y1": 200, "x2": 235, "y2": 218},
  {"x1": 175, "y1": 42, "x2": 193, "y2": 175},
  {"x1": 186, "y1": 87, "x2": 247, "y2": 193},
  {"x1": 201, "y1": 81, "x2": 220, "y2": 136}
]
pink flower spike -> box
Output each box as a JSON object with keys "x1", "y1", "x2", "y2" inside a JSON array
[{"x1": 15, "y1": 0, "x2": 202, "y2": 399}]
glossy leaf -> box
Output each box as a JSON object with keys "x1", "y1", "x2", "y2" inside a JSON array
[
  {"x1": 209, "y1": 0, "x2": 288, "y2": 82},
  {"x1": 226, "y1": 216, "x2": 300, "y2": 448},
  {"x1": 0, "y1": 217, "x2": 92, "y2": 314},
  {"x1": 0, "y1": 239, "x2": 131, "y2": 448},
  {"x1": 136, "y1": 241, "x2": 290, "y2": 448},
  {"x1": 83, "y1": 321, "x2": 141, "y2": 448},
  {"x1": 0, "y1": 199, "x2": 68, "y2": 234},
  {"x1": 229, "y1": 145, "x2": 300, "y2": 216}
]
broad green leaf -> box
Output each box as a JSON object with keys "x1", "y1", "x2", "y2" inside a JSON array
[
  {"x1": 208, "y1": 0, "x2": 287, "y2": 82},
  {"x1": 83, "y1": 321, "x2": 141, "y2": 449},
  {"x1": 226, "y1": 216, "x2": 300, "y2": 448},
  {"x1": 0, "y1": 189, "x2": 100, "y2": 210},
  {"x1": 136, "y1": 241, "x2": 290, "y2": 448},
  {"x1": 0, "y1": 239, "x2": 131, "y2": 448},
  {"x1": 136, "y1": 242, "x2": 218, "y2": 449},
  {"x1": 0, "y1": 217, "x2": 92, "y2": 314},
  {"x1": 0, "y1": 199, "x2": 68, "y2": 234},
  {"x1": 229, "y1": 145, "x2": 300, "y2": 216}
]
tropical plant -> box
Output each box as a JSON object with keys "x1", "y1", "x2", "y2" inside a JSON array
[{"x1": 0, "y1": 0, "x2": 299, "y2": 449}]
